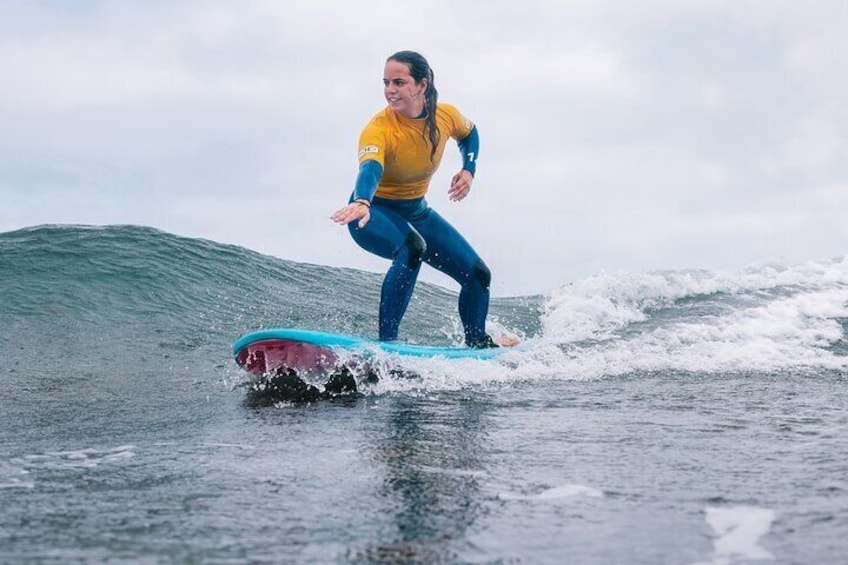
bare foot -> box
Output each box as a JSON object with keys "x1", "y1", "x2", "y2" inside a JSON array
[{"x1": 494, "y1": 334, "x2": 520, "y2": 347}]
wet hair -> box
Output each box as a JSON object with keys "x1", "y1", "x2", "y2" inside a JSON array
[{"x1": 387, "y1": 50, "x2": 440, "y2": 162}]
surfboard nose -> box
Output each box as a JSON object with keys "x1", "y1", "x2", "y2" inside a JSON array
[{"x1": 235, "y1": 338, "x2": 338, "y2": 377}]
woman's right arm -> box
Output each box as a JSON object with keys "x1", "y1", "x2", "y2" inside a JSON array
[{"x1": 331, "y1": 160, "x2": 384, "y2": 228}]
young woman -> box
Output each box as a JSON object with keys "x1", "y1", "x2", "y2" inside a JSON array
[{"x1": 331, "y1": 51, "x2": 517, "y2": 348}]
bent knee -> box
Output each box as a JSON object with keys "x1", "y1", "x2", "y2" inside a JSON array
[
  {"x1": 396, "y1": 232, "x2": 426, "y2": 269},
  {"x1": 473, "y1": 259, "x2": 491, "y2": 289}
]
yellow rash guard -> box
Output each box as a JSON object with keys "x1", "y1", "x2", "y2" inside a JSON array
[{"x1": 357, "y1": 103, "x2": 475, "y2": 200}]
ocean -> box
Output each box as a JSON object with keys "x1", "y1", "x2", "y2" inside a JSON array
[{"x1": 1, "y1": 224, "x2": 846, "y2": 564}]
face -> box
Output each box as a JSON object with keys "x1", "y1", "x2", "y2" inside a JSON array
[{"x1": 383, "y1": 60, "x2": 427, "y2": 118}]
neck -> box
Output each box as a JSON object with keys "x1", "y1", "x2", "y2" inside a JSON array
[{"x1": 397, "y1": 99, "x2": 426, "y2": 119}]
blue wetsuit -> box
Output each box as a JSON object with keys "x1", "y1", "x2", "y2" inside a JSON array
[{"x1": 348, "y1": 126, "x2": 494, "y2": 347}]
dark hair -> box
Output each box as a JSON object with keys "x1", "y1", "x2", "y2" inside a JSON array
[{"x1": 387, "y1": 50, "x2": 440, "y2": 162}]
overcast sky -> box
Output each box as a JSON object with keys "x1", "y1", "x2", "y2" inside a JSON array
[{"x1": 1, "y1": 0, "x2": 846, "y2": 295}]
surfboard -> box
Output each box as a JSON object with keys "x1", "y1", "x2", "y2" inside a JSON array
[{"x1": 233, "y1": 328, "x2": 507, "y2": 376}]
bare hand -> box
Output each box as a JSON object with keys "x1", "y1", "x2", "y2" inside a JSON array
[
  {"x1": 331, "y1": 202, "x2": 370, "y2": 228},
  {"x1": 448, "y1": 170, "x2": 473, "y2": 202}
]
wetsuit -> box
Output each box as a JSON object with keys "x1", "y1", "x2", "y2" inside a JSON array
[{"x1": 348, "y1": 103, "x2": 494, "y2": 347}]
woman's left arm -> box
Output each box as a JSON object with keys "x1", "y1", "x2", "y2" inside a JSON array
[{"x1": 449, "y1": 127, "x2": 479, "y2": 202}]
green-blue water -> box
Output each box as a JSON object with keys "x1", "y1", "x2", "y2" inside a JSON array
[{"x1": 2, "y1": 225, "x2": 847, "y2": 563}]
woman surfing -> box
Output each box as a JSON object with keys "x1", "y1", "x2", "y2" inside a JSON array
[{"x1": 332, "y1": 50, "x2": 518, "y2": 349}]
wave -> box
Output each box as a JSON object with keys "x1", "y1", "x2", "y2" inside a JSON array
[
  {"x1": 0, "y1": 224, "x2": 541, "y2": 343},
  {"x1": 537, "y1": 260, "x2": 848, "y2": 377},
  {"x1": 1, "y1": 224, "x2": 845, "y2": 385}
]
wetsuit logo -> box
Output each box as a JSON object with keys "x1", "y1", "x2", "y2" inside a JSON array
[{"x1": 359, "y1": 145, "x2": 380, "y2": 158}]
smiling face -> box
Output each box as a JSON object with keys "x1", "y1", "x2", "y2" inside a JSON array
[{"x1": 383, "y1": 59, "x2": 427, "y2": 119}]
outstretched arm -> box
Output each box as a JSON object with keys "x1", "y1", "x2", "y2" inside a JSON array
[{"x1": 331, "y1": 160, "x2": 383, "y2": 228}]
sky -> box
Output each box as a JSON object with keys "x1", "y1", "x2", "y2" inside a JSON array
[{"x1": 1, "y1": 0, "x2": 846, "y2": 295}]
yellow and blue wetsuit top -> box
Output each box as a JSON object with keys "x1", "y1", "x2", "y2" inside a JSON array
[{"x1": 356, "y1": 103, "x2": 477, "y2": 201}]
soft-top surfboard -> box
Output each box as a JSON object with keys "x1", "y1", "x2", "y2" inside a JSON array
[{"x1": 233, "y1": 328, "x2": 507, "y2": 376}]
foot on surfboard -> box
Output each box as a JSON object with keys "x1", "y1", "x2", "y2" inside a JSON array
[
  {"x1": 469, "y1": 334, "x2": 520, "y2": 349},
  {"x1": 494, "y1": 334, "x2": 520, "y2": 347}
]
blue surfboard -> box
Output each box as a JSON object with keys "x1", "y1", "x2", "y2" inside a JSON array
[{"x1": 233, "y1": 328, "x2": 507, "y2": 376}]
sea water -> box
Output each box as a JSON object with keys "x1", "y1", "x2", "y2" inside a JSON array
[{"x1": 1, "y1": 225, "x2": 846, "y2": 563}]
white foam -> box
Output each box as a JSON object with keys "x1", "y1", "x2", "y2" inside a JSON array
[
  {"x1": 16, "y1": 445, "x2": 136, "y2": 469},
  {"x1": 0, "y1": 462, "x2": 34, "y2": 489},
  {"x1": 537, "y1": 257, "x2": 848, "y2": 376},
  {"x1": 198, "y1": 442, "x2": 255, "y2": 450},
  {"x1": 316, "y1": 257, "x2": 848, "y2": 393},
  {"x1": 0, "y1": 479, "x2": 35, "y2": 489},
  {"x1": 696, "y1": 506, "x2": 776, "y2": 564},
  {"x1": 417, "y1": 465, "x2": 487, "y2": 478},
  {"x1": 543, "y1": 257, "x2": 848, "y2": 339},
  {"x1": 499, "y1": 483, "x2": 603, "y2": 502}
]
